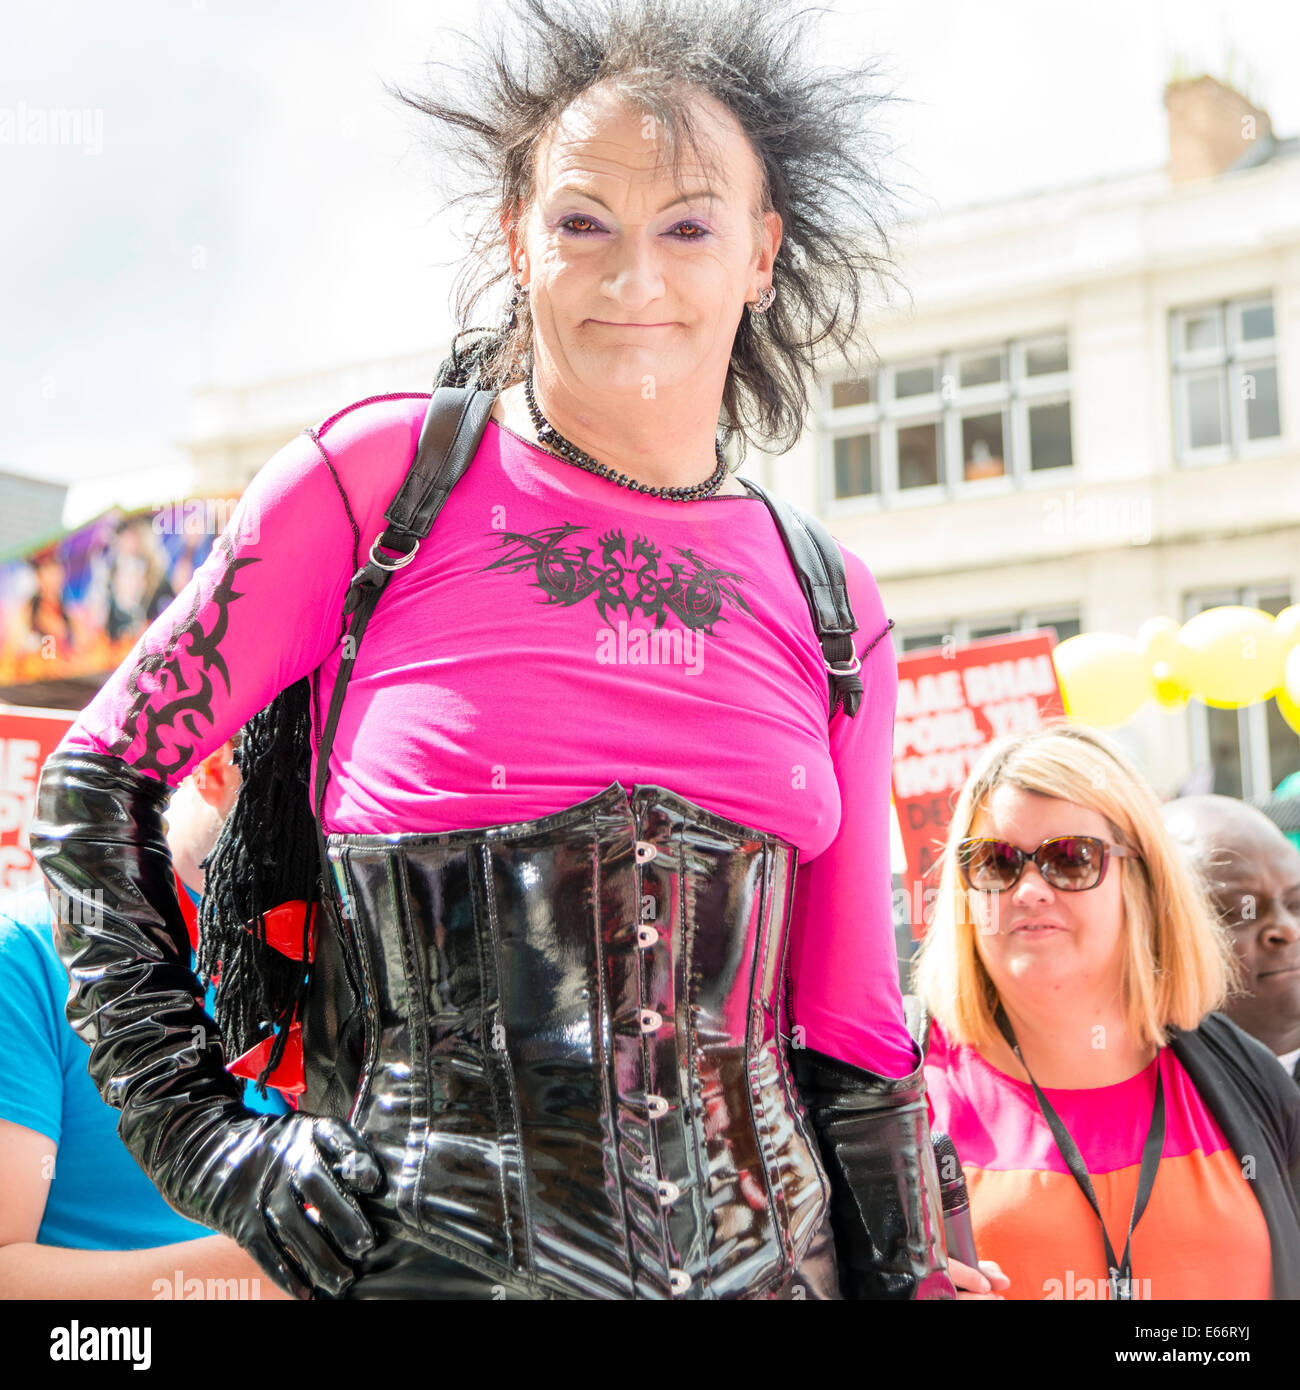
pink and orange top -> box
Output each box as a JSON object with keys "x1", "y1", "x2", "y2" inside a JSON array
[{"x1": 925, "y1": 1017, "x2": 1273, "y2": 1299}]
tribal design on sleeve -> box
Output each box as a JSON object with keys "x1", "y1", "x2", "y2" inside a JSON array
[
  {"x1": 103, "y1": 533, "x2": 261, "y2": 782},
  {"x1": 480, "y1": 524, "x2": 752, "y2": 632}
]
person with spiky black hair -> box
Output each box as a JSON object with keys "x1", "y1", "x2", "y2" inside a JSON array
[{"x1": 31, "y1": 0, "x2": 953, "y2": 1301}]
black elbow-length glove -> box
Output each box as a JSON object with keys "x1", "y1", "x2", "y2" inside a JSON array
[
  {"x1": 30, "y1": 748, "x2": 383, "y2": 1300},
  {"x1": 792, "y1": 1044, "x2": 956, "y2": 1299}
]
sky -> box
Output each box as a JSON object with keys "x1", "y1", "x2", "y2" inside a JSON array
[{"x1": 3, "y1": 0, "x2": 1298, "y2": 508}]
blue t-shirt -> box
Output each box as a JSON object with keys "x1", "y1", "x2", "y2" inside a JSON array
[{"x1": 0, "y1": 881, "x2": 289, "y2": 1250}]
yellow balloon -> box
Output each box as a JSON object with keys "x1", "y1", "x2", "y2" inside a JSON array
[
  {"x1": 1175, "y1": 606, "x2": 1285, "y2": 708},
  {"x1": 1278, "y1": 605, "x2": 1300, "y2": 652},
  {"x1": 1271, "y1": 643, "x2": 1300, "y2": 736},
  {"x1": 1278, "y1": 687, "x2": 1300, "y2": 739},
  {"x1": 1151, "y1": 659, "x2": 1191, "y2": 711},
  {"x1": 1286, "y1": 645, "x2": 1300, "y2": 706},
  {"x1": 1138, "y1": 616, "x2": 1180, "y2": 667},
  {"x1": 1138, "y1": 617, "x2": 1190, "y2": 708},
  {"x1": 1053, "y1": 633, "x2": 1150, "y2": 727}
]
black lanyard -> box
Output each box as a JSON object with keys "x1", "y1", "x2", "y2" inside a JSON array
[{"x1": 994, "y1": 1005, "x2": 1166, "y2": 1301}]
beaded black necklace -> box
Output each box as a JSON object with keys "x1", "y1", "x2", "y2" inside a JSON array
[{"x1": 523, "y1": 369, "x2": 729, "y2": 501}]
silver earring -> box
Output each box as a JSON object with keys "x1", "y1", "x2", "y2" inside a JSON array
[{"x1": 750, "y1": 284, "x2": 776, "y2": 314}]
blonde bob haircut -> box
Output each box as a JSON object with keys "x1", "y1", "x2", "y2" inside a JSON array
[{"x1": 912, "y1": 718, "x2": 1240, "y2": 1052}]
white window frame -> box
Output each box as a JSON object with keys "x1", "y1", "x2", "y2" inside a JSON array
[
  {"x1": 1174, "y1": 367, "x2": 1231, "y2": 463},
  {"x1": 1172, "y1": 293, "x2": 1282, "y2": 465},
  {"x1": 885, "y1": 357, "x2": 946, "y2": 507},
  {"x1": 821, "y1": 333, "x2": 1075, "y2": 513},
  {"x1": 821, "y1": 373, "x2": 883, "y2": 513}
]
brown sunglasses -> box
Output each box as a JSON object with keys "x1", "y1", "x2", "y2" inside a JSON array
[{"x1": 957, "y1": 835, "x2": 1142, "y2": 893}]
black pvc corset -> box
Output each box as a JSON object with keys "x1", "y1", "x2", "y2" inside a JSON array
[
  {"x1": 291, "y1": 389, "x2": 852, "y2": 1296},
  {"x1": 319, "y1": 777, "x2": 833, "y2": 1299}
]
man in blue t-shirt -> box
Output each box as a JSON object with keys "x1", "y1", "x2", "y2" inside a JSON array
[{"x1": 0, "y1": 740, "x2": 293, "y2": 1299}]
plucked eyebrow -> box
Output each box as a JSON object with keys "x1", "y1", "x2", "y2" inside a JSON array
[{"x1": 548, "y1": 184, "x2": 722, "y2": 214}]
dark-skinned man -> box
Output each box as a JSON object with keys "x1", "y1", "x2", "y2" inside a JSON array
[{"x1": 1162, "y1": 794, "x2": 1300, "y2": 1083}]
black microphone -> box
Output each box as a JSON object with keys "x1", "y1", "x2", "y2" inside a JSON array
[{"x1": 931, "y1": 1132, "x2": 980, "y2": 1269}]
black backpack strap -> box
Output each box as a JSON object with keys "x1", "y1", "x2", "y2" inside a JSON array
[
  {"x1": 738, "y1": 475, "x2": 868, "y2": 719},
  {"x1": 340, "y1": 387, "x2": 500, "y2": 617},
  {"x1": 312, "y1": 386, "x2": 498, "y2": 892}
]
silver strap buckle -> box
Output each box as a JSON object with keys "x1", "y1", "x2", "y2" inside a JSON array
[{"x1": 368, "y1": 534, "x2": 419, "y2": 571}]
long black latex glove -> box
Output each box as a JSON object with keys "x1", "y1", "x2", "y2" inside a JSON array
[
  {"x1": 30, "y1": 749, "x2": 383, "y2": 1301},
  {"x1": 792, "y1": 1045, "x2": 956, "y2": 1300}
]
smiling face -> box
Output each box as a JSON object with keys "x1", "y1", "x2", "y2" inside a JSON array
[
  {"x1": 966, "y1": 784, "x2": 1131, "y2": 1007},
  {"x1": 507, "y1": 81, "x2": 781, "y2": 399}
]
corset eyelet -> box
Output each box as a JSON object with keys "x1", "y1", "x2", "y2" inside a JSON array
[
  {"x1": 669, "y1": 1268, "x2": 692, "y2": 1295},
  {"x1": 636, "y1": 924, "x2": 659, "y2": 948},
  {"x1": 635, "y1": 840, "x2": 658, "y2": 864},
  {"x1": 639, "y1": 1008, "x2": 663, "y2": 1033}
]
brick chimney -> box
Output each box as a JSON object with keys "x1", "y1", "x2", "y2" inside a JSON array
[{"x1": 1164, "y1": 73, "x2": 1273, "y2": 183}]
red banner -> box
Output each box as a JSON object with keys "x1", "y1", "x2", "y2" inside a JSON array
[
  {"x1": 0, "y1": 704, "x2": 76, "y2": 893},
  {"x1": 891, "y1": 630, "x2": 1065, "y2": 935}
]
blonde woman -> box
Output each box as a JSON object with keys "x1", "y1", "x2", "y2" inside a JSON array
[{"x1": 913, "y1": 720, "x2": 1300, "y2": 1301}]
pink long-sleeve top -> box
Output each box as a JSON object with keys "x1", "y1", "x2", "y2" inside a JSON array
[{"x1": 58, "y1": 392, "x2": 918, "y2": 1079}]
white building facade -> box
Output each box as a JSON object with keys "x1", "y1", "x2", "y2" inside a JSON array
[{"x1": 766, "y1": 83, "x2": 1300, "y2": 801}]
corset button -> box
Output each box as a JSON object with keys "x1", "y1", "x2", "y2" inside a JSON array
[
  {"x1": 669, "y1": 1268, "x2": 692, "y2": 1296},
  {"x1": 639, "y1": 1008, "x2": 663, "y2": 1033},
  {"x1": 635, "y1": 840, "x2": 658, "y2": 863},
  {"x1": 656, "y1": 1179, "x2": 681, "y2": 1206},
  {"x1": 646, "y1": 1094, "x2": 669, "y2": 1118},
  {"x1": 636, "y1": 924, "x2": 659, "y2": 948}
]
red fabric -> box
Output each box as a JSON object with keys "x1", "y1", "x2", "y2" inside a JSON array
[
  {"x1": 227, "y1": 1022, "x2": 306, "y2": 1097},
  {"x1": 173, "y1": 868, "x2": 199, "y2": 954},
  {"x1": 177, "y1": 872, "x2": 310, "y2": 1096},
  {"x1": 256, "y1": 901, "x2": 316, "y2": 961}
]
